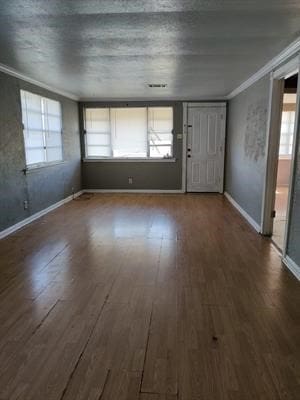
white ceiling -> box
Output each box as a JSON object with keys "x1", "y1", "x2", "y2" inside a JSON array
[{"x1": 1, "y1": 0, "x2": 300, "y2": 100}]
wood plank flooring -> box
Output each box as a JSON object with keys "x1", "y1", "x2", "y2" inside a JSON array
[{"x1": 0, "y1": 193, "x2": 299, "y2": 400}]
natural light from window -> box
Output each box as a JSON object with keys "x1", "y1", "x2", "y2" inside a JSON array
[{"x1": 84, "y1": 106, "x2": 173, "y2": 159}]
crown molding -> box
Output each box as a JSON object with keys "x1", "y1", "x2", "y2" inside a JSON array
[
  {"x1": 227, "y1": 36, "x2": 300, "y2": 100},
  {"x1": 0, "y1": 62, "x2": 79, "y2": 101}
]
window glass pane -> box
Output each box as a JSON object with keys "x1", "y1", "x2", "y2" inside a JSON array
[
  {"x1": 86, "y1": 133, "x2": 110, "y2": 146},
  {"x1": 45, "y1": 98, "x2": 61, "y2": 115},
  {"x1": 25, "y1": 148, "x2": 45, "y2": 164},
  {"x1": 47, "y1": 115, "x2": 61, "y2": 132},
  {"x1": 148, "y1": 107, "x2": 173, "y2": 133},
  {"x1": 149, "y1": 133, "x2": 173, "y2": 146},
  {"x1": 150, "y1": 145, "x2": 172, "y2": 158},
  {"x1": 21, "y1": 90, "x2": 42, "y2": 113},
  {"x1": 111, "y1": 108, "x2": 147, "y2": 157},
  {"x1": 87, "y1": 146, "x2": 111, "y2": 157},
  {"x1": 46, "y1": 146, "x2": 63, "y2": 162},
  {"x1": 21, "y1": 90, "x2": 63, "y2": 166},
  {"x1": 46, "y1": 132, "x2": 62, "y2": 148},
  {"x1": 24, "y1": 111, "x2": 43, "y2": 130},
  {"x1": 23, "y1": 130, "x2": 44, "y2": 148}
]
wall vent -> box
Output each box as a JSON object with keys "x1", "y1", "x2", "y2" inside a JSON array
[{"x1": 148, "y1": 83, "x2": 167, "y2": 88}]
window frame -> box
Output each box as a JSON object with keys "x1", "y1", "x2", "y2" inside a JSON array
[
  {"x1": 83, "y1": 105, "x2": 175, "y2": 161},
  {"x1": 20, "y1": 90, "x2": 64, "y2": 169}
]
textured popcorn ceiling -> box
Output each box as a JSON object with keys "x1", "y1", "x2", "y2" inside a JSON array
[{"x1": 1, "y1": 0, "x2": 300, "y2": 99}]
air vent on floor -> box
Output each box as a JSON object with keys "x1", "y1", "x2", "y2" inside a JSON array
[{"x1": 148, "y1": 83, "x2": 167, "y2": 88}]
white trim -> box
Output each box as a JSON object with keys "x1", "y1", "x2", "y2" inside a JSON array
[
  {"x1": 187, "y1": 102, "x2": 227, "y2": 107},
  {"x1": 182, "y1": 102, "x2": 188, "y2": 192},
  {"x1": 282, "y1": 256, "x2": 300, "y2": 281},
  {"x1": 0, "y1": 62, "x2": 79, "y2": 101},
  {"x1": 83, "y1": 158, "x2": 176, "y2": 163},
  {"x1": 79, "y1": 96, "x2": 227, "y2": 102},
  {"x1": 227, "y1": 36, "x2": 300, "y2": 99},
  {"x1": 0, "y1": 191, "x2": 83, "y2": 240},
  {"x1": 224, "y1": 192, "x2": 261, "y2": 233},
  {"x1": 84, "y1": 189, "x2": 184, "y2": 194}
]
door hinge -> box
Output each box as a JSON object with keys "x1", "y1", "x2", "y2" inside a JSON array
[{"x1": 271, "y1": 210, "x2": 276, "y2": 218}]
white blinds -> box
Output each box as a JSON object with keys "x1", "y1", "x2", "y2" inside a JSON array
[
  {"x1": 85, "y1": 108, "x2": 110, "y2": 157},
  {"x1": 84, "y1": 106, "x2": 173, "y2": 159},
  {"x1": 111, "y1": 108, "x2": 147, "y2": 158},
  {"x1": 21, "y1": 90, "x2": 62, "y2": 165}
]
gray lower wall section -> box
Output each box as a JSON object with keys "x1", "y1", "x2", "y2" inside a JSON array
[
  {"x1": 0, "y1": 71, "x2": 81, "y2": 232},
  {"x1": 286, "y1": 118, "x2": 300, "y2": 266},
  {"x1": 225, "y1": 76, "x2": 270, "y2": 225},
  {"x1": 80, "y1": 102, "x2": 183, "y2": 190}
]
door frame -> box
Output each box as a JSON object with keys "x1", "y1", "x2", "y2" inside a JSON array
[
  {"x1": 182, "y1": 102, "x2": 227, "y2": 193},
  {"x1": 261, "y1": 55, "x2": 300, "y2": 256}
]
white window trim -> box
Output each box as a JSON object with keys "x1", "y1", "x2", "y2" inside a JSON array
[
  {"x1": 83, "y1": 106, "x2": 174, "y2": 161},
  {"x1": 83, "y1": 157, "x2": 176, "y2": 163}
]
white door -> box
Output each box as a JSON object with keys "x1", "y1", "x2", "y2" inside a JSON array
[{"x1": 186, "y1": 105, "x2": 226, "y2": 192}]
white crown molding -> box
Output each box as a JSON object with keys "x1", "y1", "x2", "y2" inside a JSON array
[
  {"x1": 224, "y1": 192, "x2": 261, "y2": 233},
  {"x1": 227, "y1": 36, "x2": 300, "y2": 100},
  {"x1": 78, "y1": 96, "x2": 227, "y2": 102},
  {"x1": 0, "y1": 62, "x2": 79, "y2": 101}
]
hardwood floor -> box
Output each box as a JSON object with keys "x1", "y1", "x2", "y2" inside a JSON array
[{"x1": 0, "y1": 193, "x2": 299, "y2": 400}]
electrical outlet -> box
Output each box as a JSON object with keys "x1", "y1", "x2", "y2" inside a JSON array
[
  {"x1": 128, "y1": 177, "x2": 133, "y2": 184},
  {"x1": 23, "y1": 200, "x2": 28, "y2": 210}
]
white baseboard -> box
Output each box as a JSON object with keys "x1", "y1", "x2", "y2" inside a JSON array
[
  {"x1": 84, "y1": 189, "x2": 185, "y2": 194},
  {"x1": 282, "y1": 255, "x2": 300, "y2": 281},
  {"x1": 0, "y1": 190, "x2": 83, "y2": 240},
  {"x1": 224, "y1": 192, "x2": 261, "y2": 233}
]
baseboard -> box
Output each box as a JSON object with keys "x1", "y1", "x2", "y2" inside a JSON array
[
  {"x1": 83, "y1": 189, "x2": 185, "y2": 194},
  {"x1": 224, "y1": 192, "x2": 261, "y2": 233},
  {"x1": 282, "y1": 255, "x2": 300, "y2": 281},
  {"x1": 0, "y1": 190, "x2": 83, "y2": 240}
]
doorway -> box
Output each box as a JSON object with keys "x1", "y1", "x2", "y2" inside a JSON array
[
  {"x1": 186, "y1": 103, "x2": 226, "y2": 192},
  {"x1": 262, "y1": 57, "x2": 300, "y2": 255},
  {"x1": 272, "y1": 75, "x2": 298, "y2": 249}
]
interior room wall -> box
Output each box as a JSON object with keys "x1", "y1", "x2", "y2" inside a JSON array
[
  {"x1": 0, "y1": 71, "x2": 81, "y2": 232},
  {"x1": 79, "y1": 101, "x2": 183, "y2": 191},
  {"x1": 225, "y1": 76, "x2": 270, "y2": 226}
]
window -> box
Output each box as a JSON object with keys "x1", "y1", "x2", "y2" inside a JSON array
[
  {"x1": 21, "y1": 90, "x2": 63, "y2": 166},
  {"x1": 84, "y1": 106, "x2": 173, "y2": 159},
  {"x1": 279, "y1": 111, "x2": 295, "y2": 156}
]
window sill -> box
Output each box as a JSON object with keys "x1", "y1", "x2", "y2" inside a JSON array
[
  {"x1": 83, "y1": 158, "x2": 176, "y2": 163},
  {"x1": 24, "y1": 160, "x2": 66, "y2": 174}
]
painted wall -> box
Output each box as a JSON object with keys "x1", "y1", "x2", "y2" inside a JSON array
[
  {"x1": 225, "y1": 76, "x2": 270, "y2": 225},
  {"x1": 0, "y1": 71, "x2": 81, "y2": 232},
  {"x1": 286, "y1": 117, "x2": 300, "y2": 266},
  {"x1": 80, "y1": 102, "x2": 183, "y2": 190}
]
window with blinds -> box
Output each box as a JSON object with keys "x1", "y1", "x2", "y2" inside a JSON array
[
  {"x1": 21, "y1": 90, "x2": 63, "y2": 166},
  {"x1": 84, "y1": 106, "x2": 173, "y2": 159}
]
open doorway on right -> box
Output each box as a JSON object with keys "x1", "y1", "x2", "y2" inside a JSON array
[{"x1": 272, "y1": 73, "x2": 298, "y2": 250}]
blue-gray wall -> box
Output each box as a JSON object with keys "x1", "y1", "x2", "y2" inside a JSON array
[
  {"x1": 286, "y1": 113, "x2": 300, "y2": 266},
  {"x1": 225, "y1": 74, "x2": 300, "y2": 270},
  {"x1": 0, "y1": 71, "x2": 81, "y2": 232},
  {"x1": 80, "y1": 101, "x2": 183, "y2": 190},
  {"x1": 225, "y1": 76, "x2": 270, "y2": 225}
]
